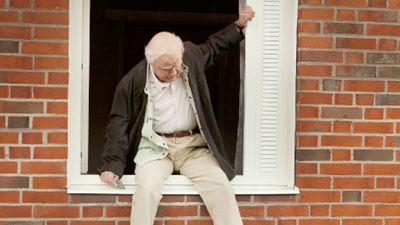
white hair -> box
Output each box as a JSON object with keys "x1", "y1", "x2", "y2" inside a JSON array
[{"x1": 144, "y1": 32, "x2": 184, "y2": 63}]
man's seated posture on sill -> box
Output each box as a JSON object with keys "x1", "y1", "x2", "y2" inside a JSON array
[{"x1": 98, "y1": 6, "x2": 255, "y2": 225}]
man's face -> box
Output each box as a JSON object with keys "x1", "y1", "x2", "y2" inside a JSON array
[{"x1": 151, "y1": 54, "x2": 182, "y2": 83}]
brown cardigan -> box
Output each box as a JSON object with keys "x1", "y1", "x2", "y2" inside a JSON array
[{"x1": 98, "y1": 23, "x2": 244, "y2": 180}]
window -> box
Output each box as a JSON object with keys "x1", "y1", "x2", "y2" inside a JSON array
[{"x1": 67, "y1": 0, "x2": 299, "y2": 194}]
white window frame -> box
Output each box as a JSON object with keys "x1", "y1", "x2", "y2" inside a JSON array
[{"x1": 67, "y1": 0, "x2": 299, "y2": 195}]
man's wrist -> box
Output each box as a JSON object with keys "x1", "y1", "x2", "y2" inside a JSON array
[{"x1": 235, "y1": 20, "x2": 244, "y2": 31}]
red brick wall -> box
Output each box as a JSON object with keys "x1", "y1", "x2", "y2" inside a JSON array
[{"x1": 1, "y1": 0, "x2": 400, "y2": 225}]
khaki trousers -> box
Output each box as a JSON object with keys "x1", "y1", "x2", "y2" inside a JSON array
[{"x1": 130, "y1": 134, "x2": 242, "y2": 225}]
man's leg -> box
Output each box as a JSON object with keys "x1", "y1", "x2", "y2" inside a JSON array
[
  {"x1": 131, "y1": 158, "x2": 173, "y2": 225},
  {"x1": 179, "y1": 150, "x2": 243, "y2": 225}
]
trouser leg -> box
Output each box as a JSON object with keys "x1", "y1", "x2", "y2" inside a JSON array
[
  {"x1": 131, "y1": 158, "x2": 173, "y2": 225},
  {"x1": 179, "y1": 151, "x2": 243, "y2": 225}
]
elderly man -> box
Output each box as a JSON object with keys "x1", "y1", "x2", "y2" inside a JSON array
[{"x1": 98, "y1": 6, "x2": 255, "y2": 225}]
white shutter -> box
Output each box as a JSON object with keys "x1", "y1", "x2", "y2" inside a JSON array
[{"x1": 243, "y1": 0, "x2": 296, "y2": 187}]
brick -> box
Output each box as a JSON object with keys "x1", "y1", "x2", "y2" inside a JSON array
[
  {"x1": 298, "y1": 36, "x2": 333, "y2": 48},
  {"x1": 297, "y1": 92, "x2": 333, "y2": 104},
  {"x1": 332, "y1": 149, "x2": 351, "y2": 160},
  {"x1": 332, "y1": 205, "x2": 373, "y2": 216},
  {"x1": 320, "y1": 163, "x2": 362, "y2": 175},
  {"x1": 83, "y1": 206, "x2": 103, "y2": 217},
  {"x1": 298, "y1": 50, "x2": 343, "y2": 63},
  {"x1": 23, "y1": 191, "x2": 68, "y2": 203},
  {"x1": 187, "y1": 221, "x2": 212, "y2": 225},
  {"x1": 35, "y1": 56, "x2": 68, "y2": 69},
  {"x1": 376, "y1": 177, "x2": 395, "y2": 188},
  {"x1": 336, "y1": 38, "x2": 376, "y2": 49},
  {"x1": 298, "y1": 65, "x2": 332, "y2": 77},
  {"x1": 298, "y1": 8, "x2": 334, "y2": 20},
  {"x1": 47, "y1": 132, "x2": 67, "y2": 144},
  {"x1": 0, "y1": 86, "x2": 8, "y2": 97},
  {"x1": 300, "y1": 0, "x2": 322, "y2": 5},
  {"x1": 0, "y1": 176, "x2": 29, "y2": 188},
  {"x1": 297, "y1": 135, "x2": 318, "y2": 147},
  {"x1": 0, "y1": 147, "x2": 4, "y2": 158},
  {"x1": 0, "y1": 132, "x2": 18, "y2": 144},
  {"x1": 342, "y1": 220, "x2": 382, "y2": 225},
  {"x1": 34, "y1": 87, "x2": 67, "y2": 99},
  {"x1": 386, "y1": 136, "x2": 400, "y2": 147},
  {"x1": 357, "y1": 94, "x2": 375, "y2": 105},
  {"x1": 300, "y1": 191, "x2": 340, "y2": 202},
  {"x1": 34, "y1": 206, "x2": 79, "y2": 218},
  {"x1": 21, "y1": 161, "x2": 66, "y2": 174},
  {"x1": 297, "y1": 121, "x2": 331, "y2": 132},
  {"x1": 388, "y1": 82, "x2": 400, "y2": 92},
  {"x1": 297, "y1": 106, "x2": 319, "y2": 118},
  {"x1": 345, "y1": 52, "x2": 364, "y2": 64},
  {"x1": 239, "y1": 206, "x2": 265, "y2": 217},
  {"x1": 368, "y1": 53, "x2": 400, "y2": 64},
  {"x1": 389, "y1": 0, "x2": 400, "y2": 8},
  {"x1": 22, "y1": 132, "x2": 43, "y2": 144},
  {"x1": 324, "y1": 23, "x2": 363, "y2": 34},
  {"x1": 296, "y1": 176, "x2": 331, "y2": 188},
  {"x1": 32, "y1": 117, "x2": 67, "y2": 129},
  {"x1": 342, "y1": 191, "x2": 362, "y2": 202},
  {"x1": 359, "y1": 10, "x2": 398, "y2": 22},
  {"x1": 368, "y1": 24, "x2": 400, "y2": 36},
  {"x1": 10, "y1": 0, "x2": 31, "y2": 8},
  {"x1": 253, "y1": 195, "x2": 297, "y2": 203},
  {"x1": 365, "y1": 108, "x2": 384, "y2": 119},
  {"x1": 35, "y1": 0, "x2": 69, "y2": 9},
  {"x1": 0, "y1": 11, "x2": 19, "y2": 22},
  {"x1": 333, "y1": 177, "x2": 374, "y2": 189},
  {"x1": 8, "y1": 116, "x2": 29, "y2": 128},
  {"x1": 165, "y1": 220, "x2": 185, "y2": 225},
  {"x1": 334, "y1": 94, "x2": 353, "y2": 105},
  {"x1": 22, "y1": 41, "x2": 68, "y2": 55},
  {"x1": 379, "y1": 39, "x2": 397, "y2": 51},
  {"x1": 378, "y1": 67, "x2": 400, "y2": 78},
  {"x1": 365, "y1": 164, "x2": 400, "y2": 175},
  {"x1": 336, "y1": 9, "x2": 355, "y2": 20},
  {"x1": 296, "y1": 162, "x2": 318, "y2": 174},
  {"x1": 0, "y1": 71, "x2": 45, "y2": 84},
  {"x1": 0, "y1": 26, "x2": 31, "y2": 39},
  {"x1": 298, "y1": 22, "x2": 320, "y2": 33},
  {"x1": 35, "y1": 27, "x2": 68, "y2": 39},
  {"x1": 0, "y1": 40, "x2": 18, "y2": 53},
  {"x1": 23, "y1": 12, "x2": 68, "y2": 25},
  {"x1": 0, "y1": 101, "x2": 43, "y2": 113},
  {"x1": 9, "y1": 147, "x2": 30, "y2": 159},
  {"x1": 376, "y1": 94, "x2": 400, "y2": 105},
  {"x1": 325, "y1": 0, "x2": 367, "y2": 6},
  {"x1": 160, "y1": 195, "x2": 185, "y2": 203},
  {"x1": 333, "y1": 121, "x2": 351, "y2": 132},
  {"x1": 70, "y1": 222, "x2": 114, "y2": 225},
  {"x1": 34, "y1": 146, "x2": 67, "y2": 159},
  {"x1": 157, "y1": 206, "x2": 197, "y2": 217},
  {"x1": 10, "y1": 86, "x2": 32, "y2": 98},
  {"x1": 387, "y1": 108, "x2": 400, "y2": 119},
  {"x1": 364, "y1": 191, "x2": 400, "y2": 202},
  {"x1": 323, "y1": 79, "x2": 341, "y2": 91},
  {"x1": 49, "y1": 72, "x2": 68, "y2": 84},
  {"x1": 0, "y1": 206, "x2": 32, "y2": 218},
  {"x1": 376, "y1": 205, "x2": 400, "y2": 216},
  {"x1": 70, "y1": 195, "x2": 116, "y2": 203},
  {"x1": 0, "y1": 191, "x2": 19, "y2": 203},
  {"x1": 268, "y1": 205, "x2": 308, "y2": 216},
  {"x1": 47, "y1": 102, "x2": 67, "y2": 114},
  {"x1": 310, "y1": 205, "x2": 329, "y2": 216},
  {"x1": 354, "y1": 122, "x2": 393, "y2": 133},
  {"x1": 387, "y1": 219, "x2": 400, "y2": 225},
  {"x1": 298, "y1": 79, "x2": 319, "y2": 90},
  {"x1": 299, "y1": 220, "x2": 339, "y2": 225},
  {"x1": 32, "y1": 176, "x2": 66, "y2": 189},
  {"x1": 296, "y1": 150, "x2": 330, "y2": 161},
  {"x1": 0, "y1": 55, "x2": 32, "y2": 69},
  {"x1": 369, "y1": 0, "x2": 387, "y2": 8},
  {"x1": 322, "y1": 107, "x2": 362, "y2": 119},
  {"x1": 336, "y1": 66, "x2": 376, "y2": 77},
  {"x1": 365, "y1": 136, "x2": 384, "y2": 147}
]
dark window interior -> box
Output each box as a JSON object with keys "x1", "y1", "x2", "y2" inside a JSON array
[{"x1": 87, "y1": 0, "x2": 241, "y2": 174}]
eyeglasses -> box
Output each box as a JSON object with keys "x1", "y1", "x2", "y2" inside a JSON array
[{"x1": 156, "y1": 65, "x2": 182, "y2": 74}]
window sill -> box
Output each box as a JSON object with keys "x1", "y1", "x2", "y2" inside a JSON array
[{"x1": 67, "y1": 174, "x2": 299, "y2": 195}]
